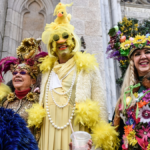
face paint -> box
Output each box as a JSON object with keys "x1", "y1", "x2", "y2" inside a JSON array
[
  {"x1": 56, "y1": 38, "x2": 72, "y2": 60},
  {"x1": 51, "y1": 31, "x2": 75, "y2": 61}
]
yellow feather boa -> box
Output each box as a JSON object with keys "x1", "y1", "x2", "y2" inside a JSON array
[
  {"x1": 74, "y1": 99, "x2": 120, "y2": 150},
  {"x1": 74, "y1": 52, "x2": 99, "y2": 73},
  {"x1": 91, "y1": 121, "x2": 120, "y2": 150},
  {"x1": 39, "y1": 56, "x2": 56, "y2": 73},
  {"x1": 0, "y1": 83, "x2": 11, "y2": 101},
  {"x1": 74, "y1": 99, "x2": 100, "y2": 128},
  {"x1": 26, "y1": 103, "x2": 46, "y2": 128},
  {"x1": 39, "y1": 52, "x2": 98, "y2": 73}
]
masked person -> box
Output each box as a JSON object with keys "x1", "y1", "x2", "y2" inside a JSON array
[
  {"x1": 113, "y1": 35, "x2": 150, "y2": 149},
  {"x1": 38, "y1": 2, "x2": 119, "y2": 150},
  {"x1": 0, "y1": 38, "x2": 47, "y2": 141}
]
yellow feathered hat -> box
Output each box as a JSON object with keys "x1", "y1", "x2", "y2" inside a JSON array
[{"x1": 42, "y1": 2, "x2": 80, "y2": 57}]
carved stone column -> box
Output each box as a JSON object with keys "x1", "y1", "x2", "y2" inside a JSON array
[
  {"x1": 100, "y1": 0, "x2": 122, "y2": 120},
  {"x1": 0, "y1": 0, "x2": 8, "y2": 58}
]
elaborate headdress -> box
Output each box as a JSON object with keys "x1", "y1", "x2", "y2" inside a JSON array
[
  {"x1": 0, "y1": 37, "x2": 48, "y2": 82},
  {"x1": 121, "y1": 35, "x2": 150, "y2": 58},
  {"x1": 42, "y1": 2, "x2": 80, "y2": 57},
  {"x1": 106, "y1": 17, "x2": 150, "y2": 85}
]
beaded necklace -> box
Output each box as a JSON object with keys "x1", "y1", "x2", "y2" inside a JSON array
[{"x1": 45, "y1": 67, "x2": 76, "y2": 129}]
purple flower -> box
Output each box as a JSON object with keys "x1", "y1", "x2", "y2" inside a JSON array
[
  {"x1": 114, "y1": 50, "x2": 120, "y2": 55},
  {"x1": 126, "y1": 117, "x2": 135, "y2": 128},
  {"x1": 107, "y1": 52, "x2": 113, "y2": 59},
  {"x1": 117, "y1": 30, "x2": 121, "y2": 35},
  {"x1": 125, "y1": 106, "x2": 137, "y2": 128},
  {"x1": 126, "y1": 106, "x2": 136, "y2": 117},
  {"x1": 148, "y1": 122, "x2": 150, "y2": 127},
  {"x1": 117, "y1": 56, "x2": 127, "y2": 61},
  {"x1": 107, "y1": 50, "x2": 119, "y2": 59},
  {"x1": 142, "y1": 88, "x2": 150, "y2": 102},
  {"x1": 111, "y1": 50, "x2": 120, "y2": 58},
  {"x1": 106, "y1": 44, "x2": 112, "y2": 53}
]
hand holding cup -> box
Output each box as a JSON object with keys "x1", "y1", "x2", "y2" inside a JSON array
[{"x1": 69, "y1": 139, "x2": 92, "y2": 150}]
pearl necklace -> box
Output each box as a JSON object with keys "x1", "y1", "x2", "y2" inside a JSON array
[
  {"x1": 45, "y1": 68, "x2": 76, "y2": 129},
  {"x1": 50, "y1": 68, "x2": 76, "y2": 108},
  {"x1": 53, "y1": 66, "x2": 75, "y2": 95},
  {"x1": 46, "y1": 103, "x2": 76, "y2": 129}
]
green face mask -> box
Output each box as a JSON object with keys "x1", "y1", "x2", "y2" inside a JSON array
[
  {"x1": 52, "y1": 32, "x2": 75, "y2": 60},
  {"x1": 56, "y1": 42, "x2": 73, "y2": 60}
]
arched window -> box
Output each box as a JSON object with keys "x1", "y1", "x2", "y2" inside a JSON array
[{"x1": 22, "y1": 2, "x2": 44, "y2": 39}]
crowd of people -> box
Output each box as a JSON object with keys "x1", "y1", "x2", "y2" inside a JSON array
[{"x1": 0, "y1": 2, "x2": 150, "y2": 150}]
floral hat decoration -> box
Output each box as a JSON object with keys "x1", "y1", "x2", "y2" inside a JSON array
[
  {"x1": 128, "y1": 35, "x2": 150, "y2": 57},
  {"x1": 0, "y1": 37, "x2": 48, "y2": 82},
  {"x1": 120, "y1": 35, "x2": 150, "y2": 58},
  {"x1": 106, "y1": 17, "x2": 150, "y2": 85}
]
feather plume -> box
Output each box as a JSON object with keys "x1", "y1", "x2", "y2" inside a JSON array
[
  {"x1": 26, "y1": 103, "x2": 46, "y2": 128},
  {"x1": 0, "y1": 83, "x2": 11, "y2": 101},
  {"x1": 74, "y1": 99, "x2": 100, "y2": 128},
  {"x1": 0, "y1": 108, "x2": 38, "y2": 150},
  {"x1": 34, "y1": 52, "x2": 48, "y2": 61},
  {"x1": 0, "y1": 57, "x2": 18, "y2": 81},
  {"x1": 39, "y1": 55, "x2": 57, "y2": 73},
  {"x1": 74, "y1": 52, "x2": 99, "y2": 73},
  {"x1": 0, "y1": 56, "x2": 17, "y2": 66},
  {"x1": 39, "y1": 52, "x2": 98, "y2": 74},
  {"x1": 74, "y1": 99, "x2": 120, "y2": 149},
  {"x1": 91, "y1": 121, "x2": 120, "y2": 150}
]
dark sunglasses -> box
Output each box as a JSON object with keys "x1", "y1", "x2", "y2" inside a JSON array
[
  {"x1": 12, "y1": 71, "x2": 27, "y2": 75},
  {"x1": 53, "y1": 32, "x2": 69, "y2": 41}
]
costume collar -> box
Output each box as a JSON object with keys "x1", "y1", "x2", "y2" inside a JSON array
[
  {"x1": 15, "y1": 88, "x2": 31, "y2": 99},
  {"x1": 53, "y1": 57, "x2": 75, "y2": 79},
  {"x1": 40, "y1": 52, "x2": 99, "y2": 73},
  {"x1": 7, "y1": 91, "x2": 38, "y2": 102}
]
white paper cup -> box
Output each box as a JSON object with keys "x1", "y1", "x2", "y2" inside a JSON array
[{"x1": 70, "y1": 131, "x2": 91, "y2": 150}]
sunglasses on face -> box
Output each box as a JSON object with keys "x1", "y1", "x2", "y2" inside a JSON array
[
  {"x1": 12, "y1": 71, "x2": 27, "y2": 75},
  {"x1": 53, "y1": 32, "x2": 69, "y2": 41}
]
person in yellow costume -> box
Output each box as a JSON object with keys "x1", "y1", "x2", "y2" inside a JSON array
[{"x1": 38, "y1": 2, "x2": 120, "y2": 150}]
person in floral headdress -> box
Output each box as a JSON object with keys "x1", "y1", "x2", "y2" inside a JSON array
[
  {"x1": 38, "y1": 2, "x2": 119, "y2": 150},
  {"x1": 0, "y1": 37, "x2": 47, "y2": 140},
  {"x1": 113, "y1": 34, "x2": 150, "y2": 150}
]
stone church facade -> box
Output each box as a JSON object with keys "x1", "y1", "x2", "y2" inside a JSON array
[{"x1": 0, "y1": 0, "x2": 150, "y2": 119}]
